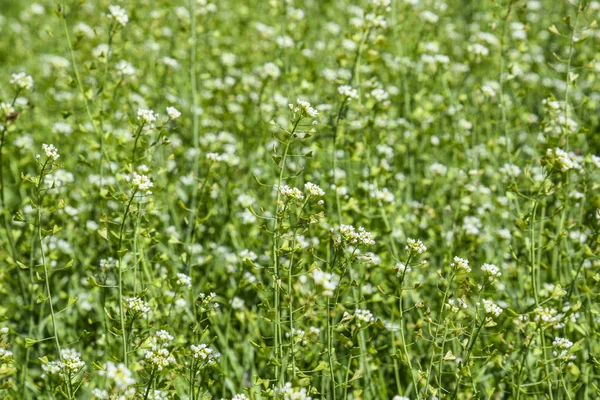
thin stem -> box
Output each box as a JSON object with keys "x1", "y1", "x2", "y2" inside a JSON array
[
  {"x1": 37, "y1": 160, "x2": 62, "y2": 359},
  {"x1": 117, "y1": 190, "x2": 137, "y2": 365}
]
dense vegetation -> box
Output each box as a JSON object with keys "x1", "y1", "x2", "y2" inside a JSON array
[{"x1": 1, "y1": 0, "x2": 600, "y2": 398}]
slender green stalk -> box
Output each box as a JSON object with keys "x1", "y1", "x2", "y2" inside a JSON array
[
  {"x1": 117, "y1": 189, "x2": 137, "y2": 365},
  {"x1": 36, "y1": 160, "x2": 63, "y2": 361}
]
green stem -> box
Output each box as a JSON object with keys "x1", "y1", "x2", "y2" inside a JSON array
[{"x1": 117, "y1": 190, "x2": 137, "y2": 365}]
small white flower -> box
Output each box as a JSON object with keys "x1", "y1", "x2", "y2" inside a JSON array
[
  {"x1": 166, "y1": 106, "x2": 181, "y2": 120},
  {"x1": 451, "y1": 256, "x2": 471, "y2": 273},
  {"x1": 107, "y1": 5, "x2": 129, "y2": 27},
  {"x1": 137, "y1": 109, "x2": 158, "y2": 127},
  {"x1": 338, "y1": 85, "x2": 359, "y2": 100},
  {"x1": 42, "y1": 143, "x2": 60, "y2": 161},
  {"x1": 10, "y1": 72, "x2": 34, "y2": 91}
]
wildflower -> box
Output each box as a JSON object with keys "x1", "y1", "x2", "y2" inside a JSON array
[
  {"x1": 206, "y1": 152, "x2": 222, "y2": 162},
  {"x1": 124, "y1": 296, "x2": 151, "y2": 318},
  {"x1": 552, "y1": 337, "x2": 576, "y2": 360},
  {"x1": 115, "y1": 60, "x2": 136, "y2": 77},
  {"x1": 312, "y1": 269, "x2": 339, "y2": 297},
  {"x1": 279, "y1": 185, "x2": 304, "y2": 201},
  {"x1": 338, "y1": 85, "x2": 359, "y2": 100},
  {"x1": 304, "y1": 182, "x2": 325, "y2": 197},
  {"x1": 175, "y1": 273, "x2": 192, "y2": 288},
  {"x1": 107, "y1": 5, "x2": 129, "y2": 27},
  {"x1": 273, "y1": 382, "x2": 314, "y2": 400},
  {"x1": 482, "y1": 299, "x2": 503, "y2": 318},
  {"x1": 42, "y1": 348, "x2": 85, "y2": 380},
  {"x1": 137, "y1": 108, "x2": 158, "y2": 127},
  {"x1": 166, "y1": 106, "x2": 181, "y2": 120},
  {"x1": 340, "y1": 224, "x2": 375, "y2": 246},
  {"x1": 128, "y1": 172, "x2": 153, "y2": 193},
  {"x1": 1, "y1": 102, "x2": 15, "y2": 116},
  {"x1": 451, "y1": 256, "x2": 471, "y2": 273},
  {"x1": 544, "y1": 148, "x2": 580, "y2": 172},
  {"x1": 294, "y1": 99, "x2": 318, "y2": 118},
  {"x1": 10, "y1": 72, "x2": 34, "y2": 91},
  {"x1": 405, "y1": 238, "x2": 427, "y2": 255},
  {"x1": 259, "y1": 62, "x2": 281, "y2": 80},
  {"x1": 354, "y1": 309, "x2": 375, "y2": 326},
  {"x1": 154, "y1": 330, "x2": 174, "y2": 343},
  {"x1": 481, "y1": 263, "x2": 502, "y2": 282},
  {"x1": 98, "y1": 361, "x2": 135, "y2": 391},
  {"x1": 144, "y1": 347, "x2": 176, "y2": 371},
  {"x1": 190, "y1": 343, "x2": 220, "y2": 364},
  {"x1": 42, "y1": 143, "x2": 60, "y2": 161}
]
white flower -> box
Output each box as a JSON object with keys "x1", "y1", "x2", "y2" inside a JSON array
[
  {"x1": 552, "y1": 337, "x2": 576, "y2": 360},
  {"x1": 304, "y1": 182, "x2": 325, "y2": 197},
  {"x1": 124, "y1": 296, "x2": 151, "y2": 317},
  {"x1": 340, "y1": 224, "x2": 375, "y2": 246},
  {"x1": 354, "y1": 309, "x2": 375, "y2": 326},
  {"x1": 10, "y1": 72, "x2": 34, "y2": 91},
  {"x1": 405, "y1": 238, "x2": 427, "y2": 254},
  {"x1": 1, "y1": 102, "x2": 15, "y2": 115},
  {"x1": 137, "y1": 109, "x2": 158, "y2": 127},
  {"x1": 108, "y1": 5, "x2": 129, "y2": 27},
  {"x1": 176, "y1": 273, "x2": 192, "y2": 288},
  {"x1": 451, "y1": 256, "x2": 471, "y2": 273},
  {"x1": 166, "y1": 106, "x2": 181, "y2": 119},
  {"x1": 259, "y1": 62, "x2": 281, "y2": 79},
  {"x1": 42, "y1": 143, "x2": 60, "y2": 161},
  {"x1": 295, "y1": 99, "x2": 318, "y2": 118},
  {"x1": 482, "y1": 299, "x2": 503, "y2": 318},
  {"x1": 129, "y1": 172, "x2": 153, "y2": 193},
  {"x1": 115, "y1": 60, "x2": 136, "y2": 77},
  {"x1": 338, "y1": 85, "x2": 359, "y2": 100},
  {"x1": 279, "y1": 185, "x2": 304, "y2": 201},
  {"x1": 481, "y1": 263, "x2": 502, "y2": 282},
  {"x1": 98, "y1": 361, "x2": 135, "y2": 391},
  {"x1": 190, "y1": 343, "x2": 220, "y2": 364},
  {"x1": 312, "y1": 269, "x2": 339, "y2": 297}
]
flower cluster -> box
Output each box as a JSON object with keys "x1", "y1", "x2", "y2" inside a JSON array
[
  {"x1": 128, "y1": 172, "x2": 153, "y2": 194},
  {"x1": 10, "y1": 72, "x2": 34, "y2": 91},
  {"x1": 1, "y1": 102, "x2": 15, "y2": 116},
  {"x1": 481, "y1": 263, "x2": 502, "y2": 282},
  {"x1": 144, "y1": 331, "x2": 176, "y2": 371},
  {"x1": 482, "y1": 299, "x2": 503, "y2": 318},
  {"x1": 137, "y1": 108, "x2": 158, "y2": 127},
  {"x1": 451, "y1": 256, "x2": 471, "y2": 273},
  {"x1": 293, "y1": 99, "x2": 318, "y2": 118},
  {"x1": 273, "y1": 382, "x2": 314, "y2": 400},
  {"x1": 98, "y1": 361, "x2": 135, "y2": 392},
  {"x1": 405, "y1": 238, "x2": 427, "y2": 255},
  {"x1": 175, "y1": 273, "x2": 192, "y2": 288},
  {"x1": 552, "y1": 337, "x2": 575, "y2": 361},
  {"x1": 190, "y1": 343, "x2": 220, "y2": 365},
  {"x1": 312, "y1": 269, "x2": 339, "y2": 297},
  {"x1": 544, "y1": 148, "x2": 581, "y2": 172},
  {"x1": 107, "y1": 5, "x2": 129, "y2": 27},
  {"x1": 340, "y1": 225, "x2": 375, "y2": 246},
  {"x1": 124, "y1": 296, "x2": 151, "y2": 318},
  {"x1": 304, "y1": 182, "x2": 325, "y2": 197},
  {"x1": 41, "y1": 348, "x2": 85, "y2": 380},
  {"x1": 42, "y1": 143, "x2": 60, "y2": 161},
  {"x1": 338, "y1": 85, "x2": 359, "y2": 100},
  {"x1": 166, "y1": 106, "x2": 181, "y2": 120},
  {"x1": 353, "y1": 309, "x2": 375, "y2": 327},
  {"x1": 279, "y1": 185, "x2": 304, "y2": 201}
]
